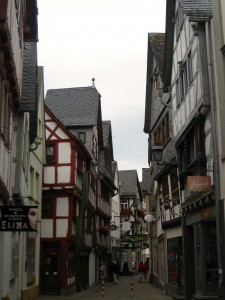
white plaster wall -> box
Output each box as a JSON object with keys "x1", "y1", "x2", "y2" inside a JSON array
[
  {"x1": 56, "y1": 197, "x2": 69, "y2": 216},
  {"x1": 55, "y1": 128, "x2": 68, "y2": 139},
  {"x1": 41, "y1": 219, "x2": 53, "y2": 238},
  {"x1": 56, "y1": 219, "x2": 68, "y2": 237},
  {"x1": 58, "y1": 143, "x2": 71, "y2": 163},
  {"x1": 44, "y1": 167, "x2": 55, "y2": 184},
  {"x1": 57, "y1": 166, "x2": 70, "y2": 183}
]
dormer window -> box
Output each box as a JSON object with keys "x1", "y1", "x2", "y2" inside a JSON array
[{"x1": 78, "y1": 132, "x2": 86, "y2": 144}]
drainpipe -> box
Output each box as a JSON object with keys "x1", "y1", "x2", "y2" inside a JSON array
[{"x1": 205, "y1": 20, "x2": 223, "y2": 297}]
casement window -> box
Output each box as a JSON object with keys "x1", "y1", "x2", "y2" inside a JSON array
[
  {"x1": 42, "y1": 198, "x2": 54, "y2": 218},
  {"x1": 176, "y1": 51, "x2": 193, "y2": 108},
  {"x1": 121, "y1": 200, "x2": 128, "y2": 209},
  {"x1": 178, "y1": 121, "x2": 205, "y2": 173},
  {"x1": 153, "y1": 113, "x2": 170, "y2": 147},
  {"x1": 0, "y1": 74, "x2": 11, "y2": 145},
  {"x1": 170, "y1": 170, "x2": 180, "y2": 206},
  {"x1": 161, "y1": 176, "x2": 170, "y2": 210},
  {"x1": 175, "y1": 6, "x2": 184, "y2": 40},
  {"x1": 46, "y1": 144, "x2": 55, "y2": 164}
]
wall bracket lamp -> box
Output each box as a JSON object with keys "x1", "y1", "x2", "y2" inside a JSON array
[{"x1": 152, "y1": 145, "x2": 178, "y2": 166}]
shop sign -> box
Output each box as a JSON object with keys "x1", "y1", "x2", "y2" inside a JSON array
[
  {"x1": 121, "y1": 220, "x2": 131, "y2": 232},
  {"x1": 187, "y1": 176, "x2": 212, "y2": 192},
  {"x1": 109, "y1": 224, "x2": 117, "y2": 231},
  {"x1": 0, "y1": 206, "x2": 38, "y2": 231}
]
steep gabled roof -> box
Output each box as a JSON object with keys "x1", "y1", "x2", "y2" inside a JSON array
[
  {"x1": 141, "y1": 168, "x2": 151, "y2": 194},
  {"x1": 102, "y1": 120, "x2": 114, "y2": 160},
  {"x1": 144, "y1": 33, "x2": 165, "y2": 133},
  {"x1": 45, "y1": 86, "x2": 101, "y2": 127},
  {"x1": 119, "y1": 170, "x2": 141, "y2": 197}
]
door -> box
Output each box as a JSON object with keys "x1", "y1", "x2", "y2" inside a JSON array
[{"x1": 41, "y1": 246, "x2": 60, "y2": 295}]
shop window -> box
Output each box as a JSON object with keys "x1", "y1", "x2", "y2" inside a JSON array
[
  {"x1": 194, "y1": 222, "x2": 218, "y2": 295},
  {"x1": 167, "y1": 237, "x2": 183, "y2": 286}
]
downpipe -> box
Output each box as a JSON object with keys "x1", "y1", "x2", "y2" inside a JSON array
[{"x1": 205, "y1": 20, "x2": 223, "y2": 298}]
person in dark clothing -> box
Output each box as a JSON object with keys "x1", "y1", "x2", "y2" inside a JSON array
[
  {"x1": 138, "y1": 261, "x2": 145, "y2": 282},
  {"x1": 123, "y1": 261, "x2": 129, "y2": 275},
  {"x1": 112, "y1": 260, "x2": 119, "y2": 283}
]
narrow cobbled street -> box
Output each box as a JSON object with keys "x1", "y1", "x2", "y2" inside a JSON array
[{"x1": 35, "y1": 275, "x2": 173, "y2": 300}]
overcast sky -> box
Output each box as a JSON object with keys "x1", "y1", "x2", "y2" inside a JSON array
[{"x1": 37, "y1": 0, "x2": 166, "y2": 180}]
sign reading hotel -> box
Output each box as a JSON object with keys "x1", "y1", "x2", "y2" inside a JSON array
[
  {"x1": 0, "y1": 206, "x2": 38, "y2": 232},
  {"x1": 187, "y1": 176, "x2": 212, "y2": 192}
]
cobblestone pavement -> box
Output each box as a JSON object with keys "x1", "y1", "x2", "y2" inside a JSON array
[{"x1": 35, "y1": 275, "x2": 173, "y2": 300}]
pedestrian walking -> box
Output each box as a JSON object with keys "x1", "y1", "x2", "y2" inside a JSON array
[
  {"x1": 122, "y1": 260, "x2": 129, "y2": 275},
  {"x1": 112, "y1": 260, "x2": 119, "y2": 284},
  {"x1": 138, "y1": 261, "x2": 145, "y2": 282},
  {"x1": 100, "y1": 261, "x2": 106, "y2": 282},
  {"x1": 144, "y1": 258, "x2": 149, "y2": 281}
]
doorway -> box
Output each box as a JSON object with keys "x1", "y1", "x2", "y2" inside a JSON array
[{"x1": 41, "y1": 242, "x2": 60, "y2": 295}]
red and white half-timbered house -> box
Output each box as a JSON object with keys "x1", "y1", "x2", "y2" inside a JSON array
[
  {"x1": 41, "y1": 106, "x2": 93, "y2": 295},
  {"x1": 43, "y1": 84, "x2": 117, "y2": 294}
]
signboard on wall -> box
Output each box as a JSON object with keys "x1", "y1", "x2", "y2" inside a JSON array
[
  {"x1": 187, "y1": 176, "x2": 212, "y2": 192},
  {"x1": 0, "y1": 206, "x2": 38, "y2": 231}
]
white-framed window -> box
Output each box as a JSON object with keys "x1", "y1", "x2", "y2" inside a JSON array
[{"x1": 0, "y1": 74, "x2": 11, "y2": 145}]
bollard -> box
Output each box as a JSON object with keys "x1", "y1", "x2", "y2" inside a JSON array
[
  {"x1": 130, "y1": 279, "x2": 134, "y2": 297},
  {"x1": 101, "y1": 280, "x2": 105, "y2": 297}
]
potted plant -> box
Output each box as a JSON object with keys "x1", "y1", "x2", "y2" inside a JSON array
[{"x1": 99, "y1": 225, "x2": 109, "y2": 235}]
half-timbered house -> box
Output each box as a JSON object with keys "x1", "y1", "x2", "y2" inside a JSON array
[
  {"x1": 0, "y1": 1, "x2": 39, "y2": 300},
  {"x1": 43, "y1": 83, "x2": 116, "y2": 293},
  {"x1": 41, "y1": 105, "x2": 93, "y2": 294},
  {"x1": 144, "y1": 32, "x2": 182, "y2": 297},
  {"x1": 163, "y1": 0, "x2": 218, "y2": 299}
]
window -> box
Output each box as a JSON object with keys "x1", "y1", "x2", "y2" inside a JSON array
[
  {"x1": 153, "y1": 113, "x2": 170, "y2": 147},
  {"x1": 46, "y1": 144, "x2": 55, "y2": 164},
  {"x1": 194, "y1": 222, "x2": 218, "y2": 295},
  {"x1": 175, "y1": 6, "x2": 184, "y2": 40},
  {"x1": 176, "y1": 52, "x2": 193, "y2": 108},
  {"x1": 187, "y1": 51, "x2": 193, "y2": 84},
  {"x1": 170, "y1": 170, "x2": 180, "y2": 206},
  {"x1": 78, "y1": 132, "x2": 86, "y2": 144},
  {"x1": 161, "y1": 176, "x2": 170, "y2": 210},
  {"x1": 0, "y1": 74, "x2": 11, "y2": 145},
  {"x1": 167, "y1": 237, "x2": 183, "y2": 286},
  {"x1": 42, "y1": 198, "x2": 54, "y2": 218}
]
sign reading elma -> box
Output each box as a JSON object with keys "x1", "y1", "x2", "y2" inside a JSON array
[
  {"x1": 0, "y1": 206, "x2": 38, "y2": 231},
  {"x1": 187, "y1": 176, "x2": 212, "y2": 192}
]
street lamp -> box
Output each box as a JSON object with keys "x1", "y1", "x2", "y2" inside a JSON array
[{"x1": 151, "y1": 145, "x2": 178, "y2": 166}]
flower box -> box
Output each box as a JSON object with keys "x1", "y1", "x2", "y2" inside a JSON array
[{"x1": 99, "y1": 225, "x2": 109, "y2": 235}]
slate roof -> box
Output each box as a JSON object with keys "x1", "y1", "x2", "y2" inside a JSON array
[
  {"x1": 141, "y1": 168, "x2": 151, "y2": 194},
  {"x1": 180, "y1": 0, "x2": 212, "y2": 18},
  {"x1": 119, "y1": 170, "x2": 140, "y2": 197},
  {"x1": 45, "y1": 87, "x2": 101, "y2": 127},
  {"x1": 149, "y1": 33, "x2": 165, "y2": 79},
  {"x1": 102, "y1": 121, "x2": 111, "y2": 147},
  {"x1": 21, "y1": 42, "x2": 37, "y2": 112}
]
